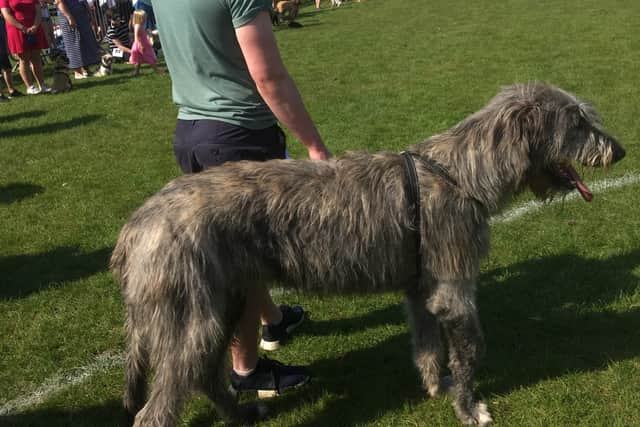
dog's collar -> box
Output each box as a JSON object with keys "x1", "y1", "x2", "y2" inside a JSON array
[{"x1": 401, "y1": 151, "x2": 423, "y2": 282}]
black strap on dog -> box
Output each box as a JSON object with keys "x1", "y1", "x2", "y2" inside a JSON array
[
  {"x1": 401, "y1": 151, "x2": 464, "y2": 281},
  {"x1": 401, "y1": 151, "x2": 423, "y2": 281}
]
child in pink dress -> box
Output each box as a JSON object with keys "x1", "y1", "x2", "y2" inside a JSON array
[{"x1": 129, "y1": 9, "x2": 162, "y2": 76}]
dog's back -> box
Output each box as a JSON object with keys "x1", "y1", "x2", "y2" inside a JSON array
[{"x1": 112, "y1": 154, "x2": 419, "y2": 298}]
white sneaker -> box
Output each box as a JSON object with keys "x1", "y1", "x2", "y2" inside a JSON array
[
  {"x1": 40, "y1": 83, "x2": 52, "y2": 93},
  {"x1": 26, "y1": 85, "x2": 41, "y2": 95}
]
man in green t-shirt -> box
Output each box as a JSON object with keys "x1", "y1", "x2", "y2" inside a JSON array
[{"x1": 152, "y1": 0, "x2": 331, "y2": 410}]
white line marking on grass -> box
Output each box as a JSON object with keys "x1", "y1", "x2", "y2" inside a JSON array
[
  {"x1": 492, "y1": 173, "x2": 640, "y2": 224},
  {"x1": 0, "y1": 352, "x2": 124, "y2": 416},
  {"x1": 2, "y1": 173, "x2": 638, "y2": 415}
]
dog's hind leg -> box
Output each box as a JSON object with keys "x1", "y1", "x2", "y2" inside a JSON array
[
  {"x1": 130, "y1": 301, "x2": 201, "y2": 426},
  {"x1": 404, "y1": 290, "x2": 449, "y2": 398},
  {"x1": 428, "y1": 281, "x2": 492, "y2": 426},
  {"x1": 198, "y1": 292, "x2": 268, "y2": 424},
  {"x1": 133, "y1": 353, "x2": 190, "y2": 427},
  {"x1": 123, "y1": 308, "x2": 149, "y2": 426}
]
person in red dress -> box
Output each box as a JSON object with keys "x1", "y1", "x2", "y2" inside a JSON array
[{"x1": 0, "y1": 0, "x2": 49, "y2": 94}]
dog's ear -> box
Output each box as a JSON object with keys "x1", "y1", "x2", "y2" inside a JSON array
[
  {"x1": 495, "y1": 102, "x2": 544, "y2": 149},
  {"x1": 515, "y1": 103, "x2": 543, "y2": 134},
  {"x1": 558, "y1": 104, "x2": 582, "y2": 130}
]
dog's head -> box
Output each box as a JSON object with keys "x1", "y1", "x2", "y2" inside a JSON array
[
  {"x1": 101, "y1": 53, "x2": 113, "y2": 67},
  {"x1": 489, "y1": 83, "x2": 625, "y2": 202}
]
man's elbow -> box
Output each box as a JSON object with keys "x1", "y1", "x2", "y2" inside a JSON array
[{"x1": 254, "y1": 70, "x2": 289, "y2": 95}]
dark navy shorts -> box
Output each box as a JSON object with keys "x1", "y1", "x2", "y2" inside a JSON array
[{"x1": 173, "y1": 119, "x2": 286, "y2": 174}]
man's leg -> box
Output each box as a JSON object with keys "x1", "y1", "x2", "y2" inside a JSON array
[
  {"x1": 231, "y1": 284, "x2": 309, "y2": 398},
  {"x1": 230, "y1": 285, "x2": 264, "y2": 374},
  {"x1": 174, "y1": 120, "x2": 310, "y2": 396}
]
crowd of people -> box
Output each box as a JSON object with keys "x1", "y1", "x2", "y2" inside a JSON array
[
  {"x1": 0, "y1": 0, "x2": 365, "y2": 102},
  {"x1": 0, "y1": 0, "x2": 162, "y2": 101}
]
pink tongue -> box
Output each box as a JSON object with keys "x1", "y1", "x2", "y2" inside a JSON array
[{"x1": 566, "y1": 165, "x2": 593, "y2": 202}]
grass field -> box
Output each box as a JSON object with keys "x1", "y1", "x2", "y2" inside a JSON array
[{"x1": 1, "y1": 0, "x2": 639, "y2": 425}]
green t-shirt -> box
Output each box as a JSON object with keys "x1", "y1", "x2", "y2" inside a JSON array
[{"x1": 152, "y1": 0, "x2": 276, "y2": 129}]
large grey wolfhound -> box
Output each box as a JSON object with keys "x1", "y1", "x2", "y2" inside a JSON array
[{"x1": 111, "y1": 82, "x2": 625, "y2": 426}]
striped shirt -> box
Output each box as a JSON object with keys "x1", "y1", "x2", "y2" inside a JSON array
[{"x1": 106, "y1": 20, "x2": 130, "y2": 52}]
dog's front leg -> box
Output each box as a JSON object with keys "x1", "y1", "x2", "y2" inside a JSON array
[
  {"x1": 404, "y1": 290, "x2": 449, "y2": 398},
  {"x1": 428, "y1": 281, "x2": 492, "y2": 426}
]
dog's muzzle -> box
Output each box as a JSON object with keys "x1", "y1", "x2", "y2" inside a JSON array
[{"x1": 612, "y1": 143, "x2": 626, "y2": 163}]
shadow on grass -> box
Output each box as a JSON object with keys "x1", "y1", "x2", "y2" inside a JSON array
[
  {"x1": 244, "y1": 249, "x2": 640, "y2": 425},
  {"x1": 297, "y1": 9, "x2": 327, "y2": 19},
  {"x1": 0, "y1": 183, "x2": 44, "y2": 204},
  {"x1": 477, "y1": 248, "x2": 640, "y2": 396},
  {"x1": 272, "y1": 22, "x2": 319, "y2": 31},
  {"x1": 0, "y1": 114, "x2": 102, "y2": 139},
  {"x1": 71, "y1": 74, "x2": 141, "y2": 91},
  {"x1": 2, "y1": 250, "x2": 636, "y2": 425},
  {"x1": 0, "y1": 399, "x2": 123, "y2": 427},
  {"x1": 274, "y1": 334, "x2": 425, "y2": 427},
  {"x1": 186, "y1": 332, "x2": 422, "y2": 427},
  {"x1": 184, "y1": 248, "x2": 640, "y2": 426},
  {"x1": 0, "y1": 246, "x2": 112, "y2": 299},
  {"x1": 301, "y1": 303, "x2": 405, "y2": 337},
  {"x1": 0, "y1": 110, "x2": 46, "y2": 123}
]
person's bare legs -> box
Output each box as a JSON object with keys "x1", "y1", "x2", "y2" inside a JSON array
[
  {"x1": 315, "y1": 0, "x2": 321, "y2": 8},
  {"x1": 17, "y1": 53, "x2": 34, "y2": 89},
  {"x1": 74, "y1": 67, "x2": 90, "y2": 78},
  {"x1": 151, "y1": 63, "x2": 165, "y2": 74},
  {"x1": 28, "y1": 50, "x2": 45, "y2": 88},
  {"x1": 231, "y1": 284, "x2": 281, "y2": 373},
  {"x1": 260, "y1": 290, "x2": 283, "y2": 327},
  {"x1": 1, "y1": 67, "x2": 15, "y2": 93}
]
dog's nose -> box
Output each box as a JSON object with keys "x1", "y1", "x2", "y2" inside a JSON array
[{"x1": 612, "y1": 143, "x2": 626, "y2": 163}]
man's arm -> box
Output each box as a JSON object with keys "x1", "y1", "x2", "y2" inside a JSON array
[
  {"x1": 235, "y1": 11, "x2": 330, "y2": 160},
  {"x1": 111, "y1": 36, "x2": 131, "y2": 53}
]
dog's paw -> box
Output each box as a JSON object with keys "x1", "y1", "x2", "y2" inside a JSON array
[
  {"x1": 472, "y1": 402, "x2": 493, "y2": 426},
  {"x1": 454, "y1": 401, "x2": 492, "y2": 426}
]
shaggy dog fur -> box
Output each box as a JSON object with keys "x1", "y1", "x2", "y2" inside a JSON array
[
  {"x1": 50, "y1": 52, "x2": 72, "y2": 94},
  {"x1": 111, "y1": 82, "x2": 625, "y2": 426}
]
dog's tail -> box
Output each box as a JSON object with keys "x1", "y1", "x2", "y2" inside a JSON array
[{"x1": 112, "y1": 212, "x2": 239, "y2": 423}]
